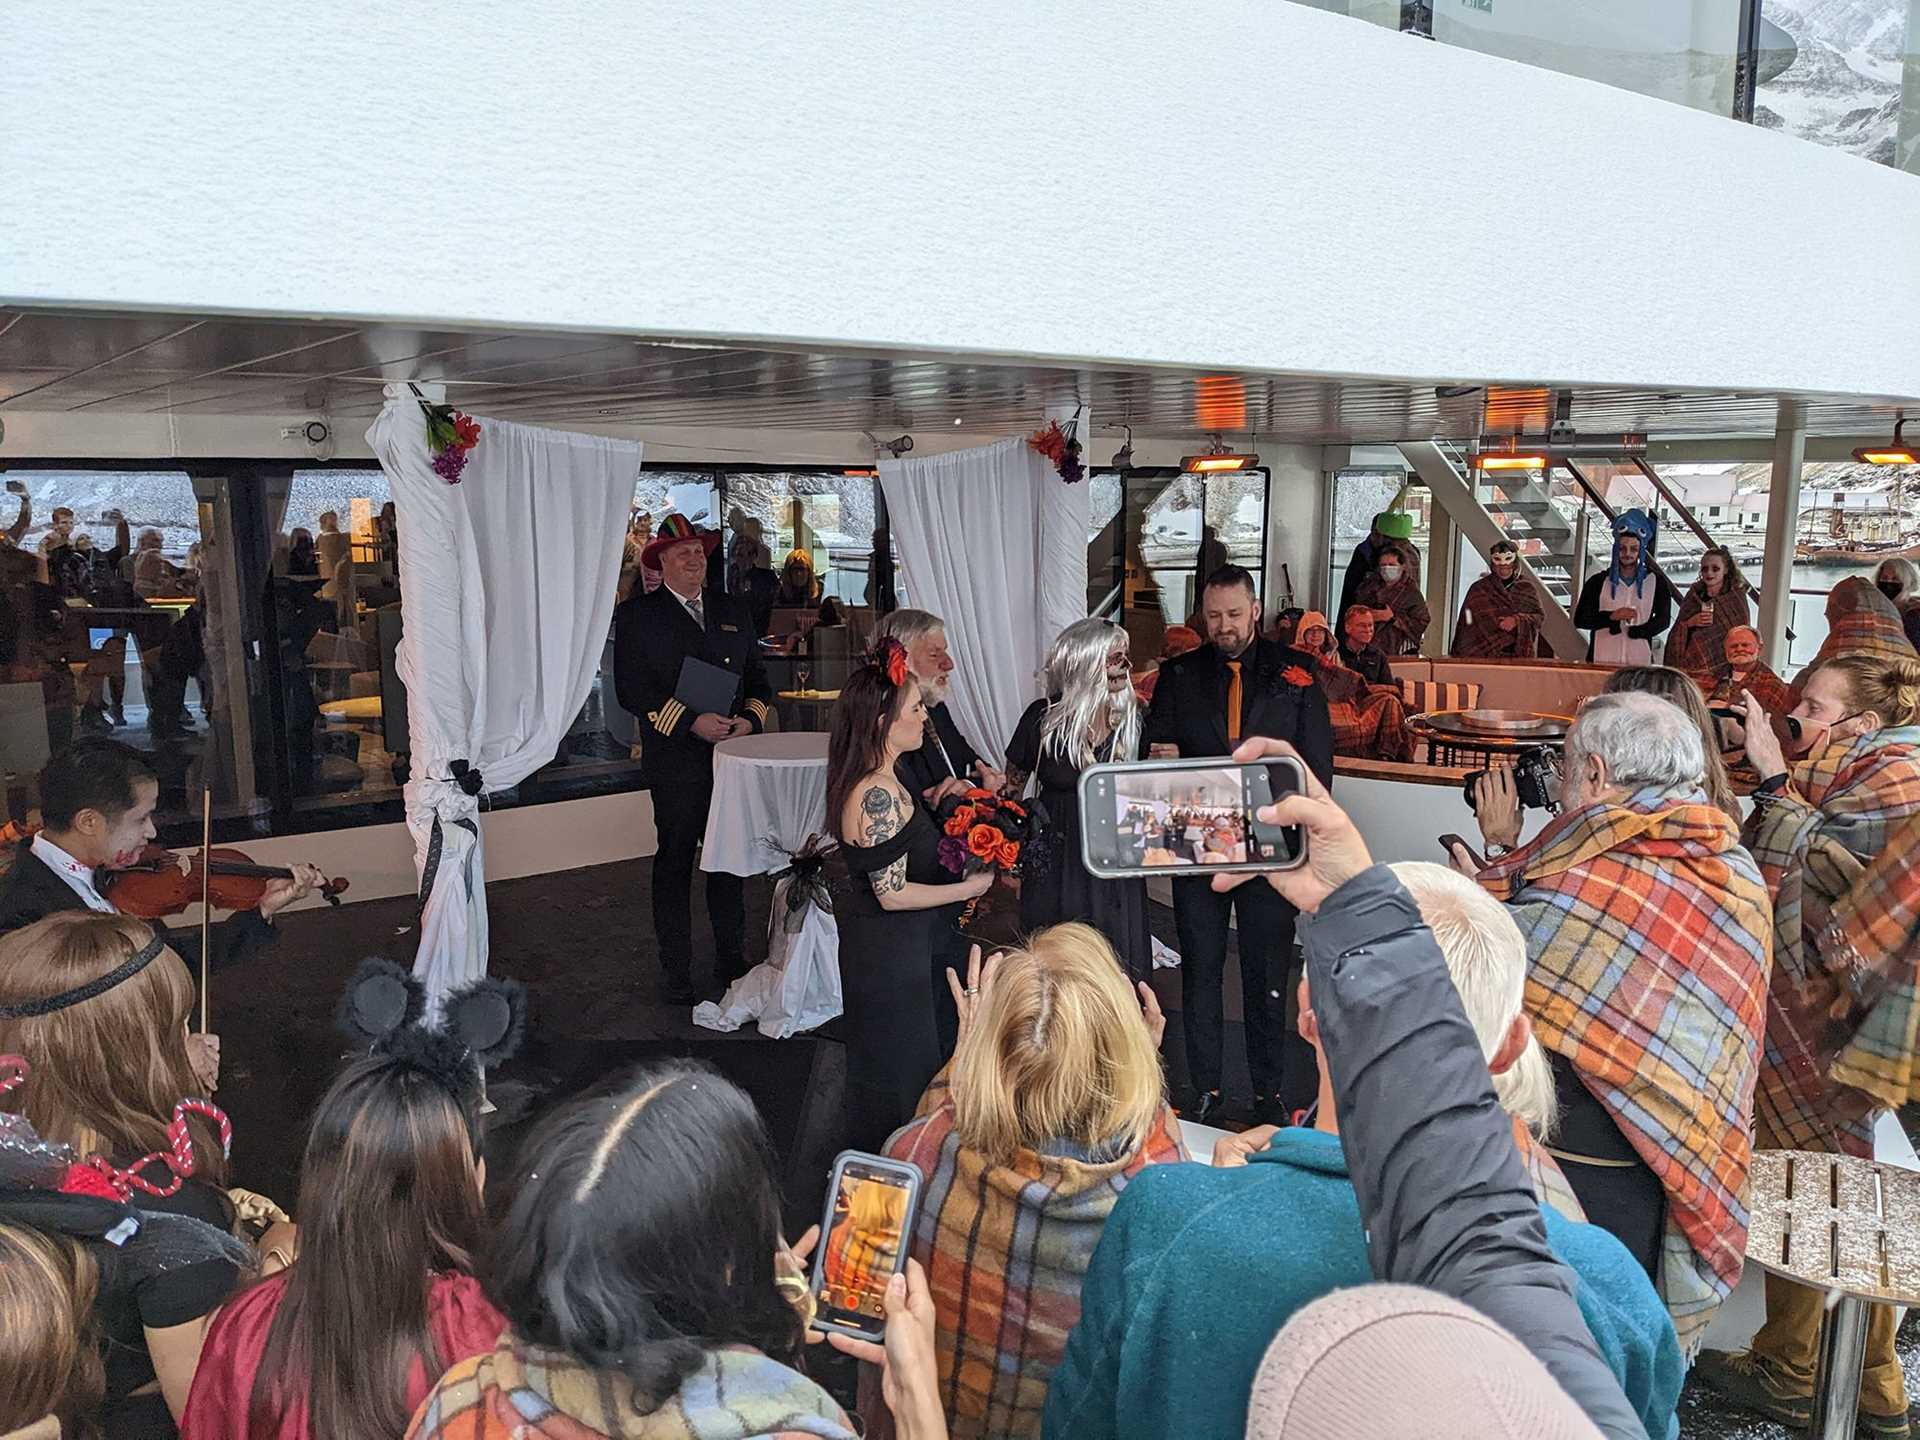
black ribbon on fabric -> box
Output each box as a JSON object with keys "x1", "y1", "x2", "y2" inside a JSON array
[
  {"x1": 765, "y1": 833, "x2": 836, "y2": 936},
  {"x1": 448, "y1": 760, "x2": 485, "y2": 797}
]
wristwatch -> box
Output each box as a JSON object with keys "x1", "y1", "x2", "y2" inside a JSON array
[{"x1": 1484, "y1": 841, "x2": 1513, "y2": 860}]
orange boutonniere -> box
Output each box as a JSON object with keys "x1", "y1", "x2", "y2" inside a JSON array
[
  {"x1": 995, "y1": 839, "x2": 1021, "y2": 868},
  {"x1": 1282, "y1": 665, "x2": 1314, "y2": 687},
  {"x1": 943, "y1": 804, "x2": 977, "y2": 837},
  {"x1": 966, "y1": 824, "x2": 1001, "y2": 859}
]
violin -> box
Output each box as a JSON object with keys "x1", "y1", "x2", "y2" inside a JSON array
[{"x1": 102, "y1": 844, "x2": 349, "y2": 919}]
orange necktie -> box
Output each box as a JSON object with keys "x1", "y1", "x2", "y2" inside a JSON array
[{"x1": 1226, "y1": 660, "x2": 1243, "y2": 744}]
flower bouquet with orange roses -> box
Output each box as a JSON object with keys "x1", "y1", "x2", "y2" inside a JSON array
[{"x1": 934, "y1": 786, "x2": 1042, "y2": 883}]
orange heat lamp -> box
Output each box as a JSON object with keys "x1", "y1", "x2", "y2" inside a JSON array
[
  {"x1": 1181, "y1": 452, "x2": 1259, "y2": 473},
  {"x1": 1469, "y1": 449, "x2": 1549, "y2": 472},
  {"x1": 1853, "y1": 420, "x2": 1917, "y2": 466}
]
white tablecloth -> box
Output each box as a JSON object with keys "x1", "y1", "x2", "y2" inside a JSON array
[
  {"x1": 694, "y1": 730, "x2": 841, "y2": 1039},
  {"x1": 701, "y1": 731, "x2": 830, "y2": 876}
]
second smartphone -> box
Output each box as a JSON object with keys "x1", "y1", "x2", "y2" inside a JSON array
[{"x1": 1077, "y1": 753, "x2": 1308, "y2": 879}]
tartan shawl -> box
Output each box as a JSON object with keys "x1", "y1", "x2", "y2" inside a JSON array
[
  {"x1": 1667, "y1": 584, "x2": 1752, "y2": 678},
  {"x1": 1741, "y1": 728, "x2": 1920, "y2": 1158},
  {"x1": 1706, "y1": 662, "x2": 1795, "y2": 719},
  {"x1": 405, "y1": 1335, "x2": 855, "y2": 1440},
  {"x1": 1477, "y1": 787, "x2": 1771, "y2": 1350},
  {"x1": 869, "y1": 1070, "x2": 1188, "y2": 1440},
  {"x1": 1790, "y1": 578, "x2": 1918, "y2": 703},
  {"x1": 1352, "y1": 572, "x2": 1432, "y2": 656},
  {"x1": 1310, "y1": 655, "x2": 1414, "y2": 761},
  {"x1": 1452, "y1": 572, "x2": 1543, "y2": 659}
]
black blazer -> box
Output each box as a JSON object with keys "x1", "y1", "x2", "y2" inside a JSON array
[
  {"x1": 0, "y1": 844, "x2": 280, "y2": 974},
  {"x1": 1142, "y1": 637, "x2": 1335, "y2": 788},
  {"x1": 613, "y1": 583, "x2": 773, "y2": 786},
  {"x1": 1573, "y1": 567, "x2": 1677, "y2": 658},
  {"x1": 896, "y1": 701, "x2": 983, "y2": 804}
]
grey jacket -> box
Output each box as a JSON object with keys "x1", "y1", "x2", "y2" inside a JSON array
[{"x1": 1301, "y1": 865, "x2": 1644, "y2": 1440}]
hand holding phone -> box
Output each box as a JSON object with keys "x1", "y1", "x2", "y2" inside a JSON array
[
  {"x1": 1209, "y1": 738, "x2": 1371, "y2": 914},
  {"x1": 809, "y1": 1152, "x2": 923, "y2": 1345},
  {"x1": 1078, "y1": 753, "x2": 1307, "y2": 878}
]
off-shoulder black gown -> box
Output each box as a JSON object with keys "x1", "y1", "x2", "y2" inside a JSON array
[{"x1": 835, "y1": 803, "x2": 966, "y2": 1149}]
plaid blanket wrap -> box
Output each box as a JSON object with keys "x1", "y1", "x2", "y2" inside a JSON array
[
  {"x1": 1741, "y1": 728, "x2": 1920, "y2": 1159},
  {"x1": 1352, "y1": 572, "x2": 1431, "y2": 656},
  {"x1": 1789, "y1": 579, "x2": 1917, "y2": 704},
  {"x1": 1705, "y1": 662, "x2": 1795, "y2": 719},
  {"x1": 1452, "y1": 572, "x2": 1544, "y2": 658},
  {"x1": 1311, "y1": 656, "x2": 1414, "y2": 761},
  {"x1": 1666, "y1": 584, "x2": 1752, "y2": 678},
  {"x1": 1477, "y1": 787, "x2": 1771, "y2": 1350},
  {"x1": 864, "y1": 1070, "x2": 1187, "y2": 1440}
]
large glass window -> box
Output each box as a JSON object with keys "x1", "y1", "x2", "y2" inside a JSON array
[
  {"x1": 0, "y1": 467, "x2": 270, "y2": 836},
  {"x1": 1121, "y1": 469, "x2": 1270, "y2": 660},
  {"x1": 1758, "y1": 0, "x2": 1915, "y2": 170}
]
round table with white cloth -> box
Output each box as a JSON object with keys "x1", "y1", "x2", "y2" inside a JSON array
[
  {"x1": 694, "y1": 731, "x2": 841, "y2": 1039},
  {"x1": 700, "y1": 731, "x2": 831, "y2": 876}
]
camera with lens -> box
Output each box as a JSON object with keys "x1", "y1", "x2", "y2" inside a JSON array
[{"x1": 1464, "y1": 745, "x2": 1562, "y2": 815}]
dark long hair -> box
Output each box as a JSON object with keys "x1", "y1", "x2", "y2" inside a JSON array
[
  {"x1": 825, "y1": 663, "x2": 907, "y2": 841},
  {"x1": 1697, "y1": 545, "x2": 1750, "y2": 597},
  {"x1": 1601, "y1": 666, "x2": 1740, "y2": 822},
  {"x1": 484, "y1": 1060, "x2": 801, "y2": 1416},
  {"x1": 246, "y1": 1054, "x2": 486, "y2": 1439}
]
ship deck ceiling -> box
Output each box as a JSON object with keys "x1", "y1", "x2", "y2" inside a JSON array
[{"x1": 0, "y1": 307, "x2": 1909, "y2": 444}]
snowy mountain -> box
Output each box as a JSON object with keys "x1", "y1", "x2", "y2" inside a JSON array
[{"x1": 1757, "y1": 0, "x2": 1909, "y2": 165}]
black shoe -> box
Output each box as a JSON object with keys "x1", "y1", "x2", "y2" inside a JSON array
[
  {"x1": 107, "y1": 706, "x2": 127, "y2": 727},
  {"x1": 77, "y1": 708, "x2": 112, "y2": 735},
  {"x1": 1187, "y1": 1090, "x2": 1226, "y2": 1126},
  {"x1": 659, "y1": 977, "x2": 698, "y2": 1007},
  {"x1": 1255, "y1": 1093, "x2": 1297, "y2": 1128},
  {"x1": 1690, "y1": 1349, "x2": 1812, "y2": 1429}
]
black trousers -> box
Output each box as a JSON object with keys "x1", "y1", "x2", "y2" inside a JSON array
[
  {"x1": 650, "y1": 774, "x2": 745, "y2": 988},
  {"x1": 928, "y1": 908, "x2": 970, "y2": 1060},
  {"x1": 1171, "y1": 877, "x2": 1315, "y2": 1109}
]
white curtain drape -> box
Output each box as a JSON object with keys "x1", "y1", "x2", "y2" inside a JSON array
[
  {"x1": 879, "y1": 437, "x2": 1089, "y2": 765},
  {"x1": 367, "y1": 388, "x2": 640, "y2": 1002}
]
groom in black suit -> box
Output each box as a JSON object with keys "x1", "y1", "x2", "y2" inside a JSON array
[{"x1": 1143, "y1": 565, "x2": 1333, "y2": 1127}]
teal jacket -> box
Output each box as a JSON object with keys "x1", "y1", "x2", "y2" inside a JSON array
[{"x1": 1042, "y1": 1128, "x2": 1682, "y2": 1440}]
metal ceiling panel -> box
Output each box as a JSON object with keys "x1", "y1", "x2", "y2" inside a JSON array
[{"x1": 0, "y1": 306, "x2": 1910, "y2": 446}]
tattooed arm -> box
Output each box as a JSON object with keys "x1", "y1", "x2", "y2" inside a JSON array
[
  {"x1": 851, "y1": 777, "x2": 993, "y2": 912},
  {"x1": 999, "y1": 767, "x2": 1030, "y2": 801}
]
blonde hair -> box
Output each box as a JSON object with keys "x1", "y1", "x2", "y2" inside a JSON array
[
  {"x1": 1388, "y1": 863, "x2": 1557, "y2": 1139},
  {"x1": 847, "y1": 1177, "x2": 908, "y2": 1239},
  {"x1": 1812, "y1": 652, "x2": 1920, "y2": 729},
  {"x1": 0, "y1": 1222, "x2": 103, "y2": 1436},
  {"x1": 0, "y1": 912, "x2": 226, "y2": 1185},
  {"x1": 950, "y1": 923, "x2": 1164, "y2": 1165}
]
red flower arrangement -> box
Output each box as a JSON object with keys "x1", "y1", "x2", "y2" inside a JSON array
[
  {"x1": 416, "y1": 393, "x2": 482, "y2": 484},
  {"x1": 1027, "y1": 418, "x2": 1085, "y2": 485},
  {"x1": 936, "y1": 787, "x2": 1035, "y2": 880}
]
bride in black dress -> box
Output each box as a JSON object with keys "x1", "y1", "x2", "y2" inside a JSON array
[
  {"x1": 828, "y1": 639, "x2": 993, "y2": 1148},
  {"x1": 1003, "y1": 618, "x2": 1151, "y2": 979}
]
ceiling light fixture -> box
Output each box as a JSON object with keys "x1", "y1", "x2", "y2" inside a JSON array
[
  {"x1": 1854, "y1": 419, "x2": 1918, "y2": 466},
  {"x1": 1180, "y1": 435, "x2": 1257, "y2": 474},
  {"x1": 1468, "y1": 431, "x2": 1646, "y2": 470}
]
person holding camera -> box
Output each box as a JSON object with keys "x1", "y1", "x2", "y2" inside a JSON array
[{"x1": 1452, "y1": 691, "x2": 1771, "y2": 1354}]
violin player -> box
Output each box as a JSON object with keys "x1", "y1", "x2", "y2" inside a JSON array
[{"x1": 0, "y1": 739, "x2": 326, "y2": 958}]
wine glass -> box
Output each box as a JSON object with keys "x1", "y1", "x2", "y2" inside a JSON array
[{"x1": 795, "y1": 664, "x2": 812, "y2": 697}]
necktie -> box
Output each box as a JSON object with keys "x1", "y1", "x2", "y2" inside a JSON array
[
  {"x1": 1225, "y1": 660, "x2": 1243, "y2": 745},
  {"x1": 686, "y1": 594, "x2": 704, "y2": 629}
]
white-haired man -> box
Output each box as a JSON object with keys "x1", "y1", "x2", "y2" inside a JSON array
[
  {"x1": 1459, "y1": 690, "x2": 1771, "y2": 1354},
  {"x1": 874, "y1": 607, "x2": 1003, "y2": 1054},
  {"x1": 1046, "y1": 746, "x2": 1681, "y2": 1440}
]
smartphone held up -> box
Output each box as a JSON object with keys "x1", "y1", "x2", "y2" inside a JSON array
[
  {"x1": 807, "y1": 1150, "x2": 924, "y2": 1344},
  {"x1": 1076, "y1": 754, "x2": 1308, "y2": 880}
]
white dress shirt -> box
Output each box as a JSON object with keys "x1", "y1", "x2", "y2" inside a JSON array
[{"x1": 31, "y1": 833, "x2": 116, "y2": 913}]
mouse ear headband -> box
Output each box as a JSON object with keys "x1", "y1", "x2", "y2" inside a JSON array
[{"x1": 335, "y1": 960, "x2": 527, "y2": 1135}]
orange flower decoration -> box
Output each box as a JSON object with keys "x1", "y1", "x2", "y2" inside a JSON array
[
  {"x1": 943, "y1": 805, "x2": 977, "y2": 837},
  {"x1": 965, "y1": 787, "x2": 995, "y2": 801},
  {"x1": 995, "y1": 840, "x2": 1021, "y2": 868},
  {"x1": 966, "y1": 824, "x2": 1000, "y2": 859},
  {"x1": 1282, "y1": 665, "x2": 1314, "y2": 687},
  {"x1": 1001, "y1": 800, "x2": 1027, "y2": 818}
]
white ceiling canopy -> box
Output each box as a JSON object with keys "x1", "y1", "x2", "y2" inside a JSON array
[{"x1": 0, "y1": 307, "x2": 1908, "y2": 445}]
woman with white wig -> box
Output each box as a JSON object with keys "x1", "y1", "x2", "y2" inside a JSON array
[{"x1": 1003, "y1": 618, "x2": 1150, "y2": 977}]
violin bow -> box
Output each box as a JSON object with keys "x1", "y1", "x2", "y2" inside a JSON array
[{"x1": 198, "y1": 788, "x2": 211, "y2": 1034}]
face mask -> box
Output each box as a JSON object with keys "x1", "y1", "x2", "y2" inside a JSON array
[
  {"x1": 1880, "y1": 581, "x2": 1904, "y2": 602},
  {"x1": 1378, "y1": 566, "x2": 1402, "y2": 583}
]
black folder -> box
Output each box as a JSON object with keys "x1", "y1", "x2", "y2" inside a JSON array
[{"x1": 675, "y1": 655, "x2": 741, "y2": 719}]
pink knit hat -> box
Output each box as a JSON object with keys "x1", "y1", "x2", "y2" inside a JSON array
[{"x1": 1244, "y1": 1286, "x2": 1603, "y2": 1440}]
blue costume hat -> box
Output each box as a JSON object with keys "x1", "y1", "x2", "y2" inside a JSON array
[{"x1": 1610, "y1": 508, "x2": 1658, "y2": 598}]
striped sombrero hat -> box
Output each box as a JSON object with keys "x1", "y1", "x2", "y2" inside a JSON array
[{"x1": 640, "y1": 512, "x2": 720, "y2": 569}]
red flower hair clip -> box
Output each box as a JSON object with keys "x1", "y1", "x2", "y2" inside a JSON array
[{"x1": 870, "y1": 637, "x2": 911, "y2": 688}]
